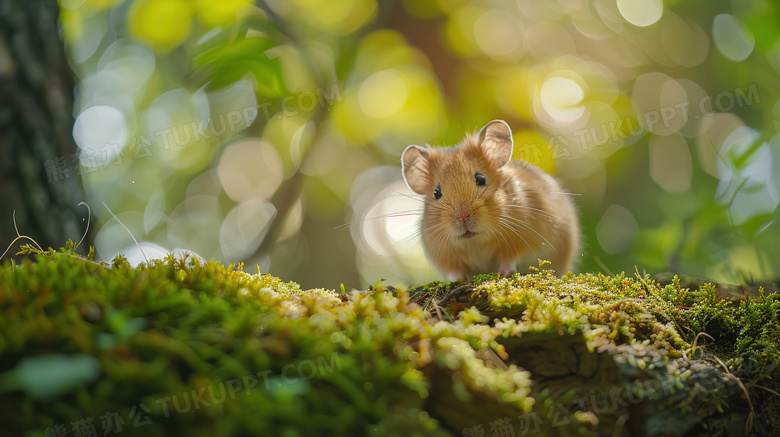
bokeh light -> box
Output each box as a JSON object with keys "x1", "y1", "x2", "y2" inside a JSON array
[
  {"x1": 540, "y1": 75, "x2": 586, "y2": 124},
  {"x1": 73, "y1": 105, "x2": 128, "y2": 167},
  {"x1": 712, "y1": 14, "x2": 755, "y2": 62},
  {"x1": 128, "y1": 0, "x2": 194, "y2": 50},
  {"x1": 649, "y1": 134, "x2": 692, "y2": 194},
  {"x1": 596, "y1": 204, "x2": 638, "y2": 255},
  {"x1": 358, "y1": 70, "x2": 409, "y2": 119},
  {"x1": 617, "y1": 0, "x2": 663, "y2": 27},
  {"x1": 217, "y1": 139, "x2": 283, "y2": 201},
  {"x1": 473, "y1": 9, "x2": 523, "y2": 57}
]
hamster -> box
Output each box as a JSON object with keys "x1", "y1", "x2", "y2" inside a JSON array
[{"x1": 401, "y1": 120, "x2": 579, "y2": 281}]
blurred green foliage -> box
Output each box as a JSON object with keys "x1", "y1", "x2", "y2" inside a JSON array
[{"x1": 58, "y1": 0, "x2": 780, "y2": 288}]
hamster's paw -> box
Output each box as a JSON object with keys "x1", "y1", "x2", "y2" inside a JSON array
[
  {"x1": 444, "y1": 272, "x2": 473, "y2": 283},
  {"x1": 498, "y1": 260, "x2": 517, "y2": 278}
]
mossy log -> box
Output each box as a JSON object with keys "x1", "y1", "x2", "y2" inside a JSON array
[{"x1": 0, "y1": 247, "x2": 778, "y2": 436}]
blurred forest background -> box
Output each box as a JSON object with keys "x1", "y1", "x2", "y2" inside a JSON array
[{"x1": 3, "y1": 0, "x2": 779, "y2": 290}]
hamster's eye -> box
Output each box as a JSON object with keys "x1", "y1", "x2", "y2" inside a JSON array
[
  {"x1": 475, "y1": 173, "x2": 487, "y2": 187},
  {"x1": 434, "y1": 185, "x2": 442, "y2": 200}
]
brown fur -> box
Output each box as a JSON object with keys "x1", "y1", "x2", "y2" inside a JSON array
[{"x1": 401, "y1": 120, "x2": 579, "y2": 280}]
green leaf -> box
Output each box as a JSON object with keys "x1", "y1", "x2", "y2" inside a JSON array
[
  {"x1": 0, "y1": 354, "x2": 101, "y2": 399},
  {"x1": 190, "y1": 37, "x2": 285, "y2": 95}
]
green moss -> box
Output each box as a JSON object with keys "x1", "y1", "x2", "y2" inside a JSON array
[
  {"x1": 472, "y1": 273, "x2": 499, "y2": 286},
  {"x1": 0, "y1": 250, "x2": 777, "y2": 436}
]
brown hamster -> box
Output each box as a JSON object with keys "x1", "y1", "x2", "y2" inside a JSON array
[{"x1": 401, "y1": 120, "x2": 579, "y2": 281}]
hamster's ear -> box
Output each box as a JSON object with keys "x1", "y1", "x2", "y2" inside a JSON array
[
  {"x1": 401, "y1": 145, "x2": 431, "y2": 195},
  {"x1": 478, "y1": 120, "x2": 513, "y2": 168}
]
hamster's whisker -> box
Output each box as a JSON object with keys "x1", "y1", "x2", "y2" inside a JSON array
[
  {"x1": 488, "y1": 191, "x2": 554, "y2": 204},
  {"x1": 335, "y1": 211, "x2": 423, "y2": 230},
  {"x1": 486, "y1": 222, "x2": 517, "y2": 254},
  {"x1": 361, "y1": 218, "x2": 428, "y2": 256},
  {"x1": 390, "y1": 191, "x2": 429, "y2": 203},
  {"x1": 516, "y1": 178, "x2": 557, "y2": 190},
  {"x1": 376, "y1": 233, "x2": 418, "y2": 256},
  {"x1": 499, "y1": 211, "x2": 552, "y2": 237},
  {"x1": 498, "y1": 203, "x2": 572, "y2": 225},
  {"x1": 384, "y1": 211, "x2": 424, "y2": 218},
  {"x1": 472, "y1": 177, "x2": 499, "y2": 204},
  {"x1": 495, "y1": 216, "x2": 543, "y2": 247},
  {"x1": 547, "y1": 191, "x2": 580, "y2": 196},
  {"x1": 519, "y1": 181, "x2": 580, "y2": 197},
  {"x1": 497, "y1": 214, "x2": 556, "y2": 251},
  {"x1": 373, "y1": 210, "x2": 425, "y2": 220},
  {"x1": 390, "y1": 231, "x2": 432, "y2": 258},
  {"x1": 431, "y1": 231, "x2": 451, "y2": 259},
  {"x1": 494, "y1": 217, "x2": 537, "y2": 258},
  {"x1": 440, "y1": 198, "x2": 456, "y2": 213},
  {"x1": 484, "y1": 195, "x2": 573, "y2": 225},
  {"x1": 423, "y1": 221, "x2": 449, "y2": 252}
]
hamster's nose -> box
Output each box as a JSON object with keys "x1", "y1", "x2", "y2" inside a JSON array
[{"x1": 457, "y1": 211, "x2": 471, "y2": 223}]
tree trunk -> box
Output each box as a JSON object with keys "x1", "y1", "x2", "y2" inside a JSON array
[{"x1": 0, "y1": 0, "x2": 90, "y2": 253}]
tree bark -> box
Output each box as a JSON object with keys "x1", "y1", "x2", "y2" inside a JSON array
[{"x1": 0, "y1": 0, "x2": 90, "y2": 253}]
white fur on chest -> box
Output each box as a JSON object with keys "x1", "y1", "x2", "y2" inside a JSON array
[
  {"x1": 454, "y1": 237, "x2": 502, "y2": 274},
  {"x1": 455, "y1": 231, "x2": 557, "y2": 276}
]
